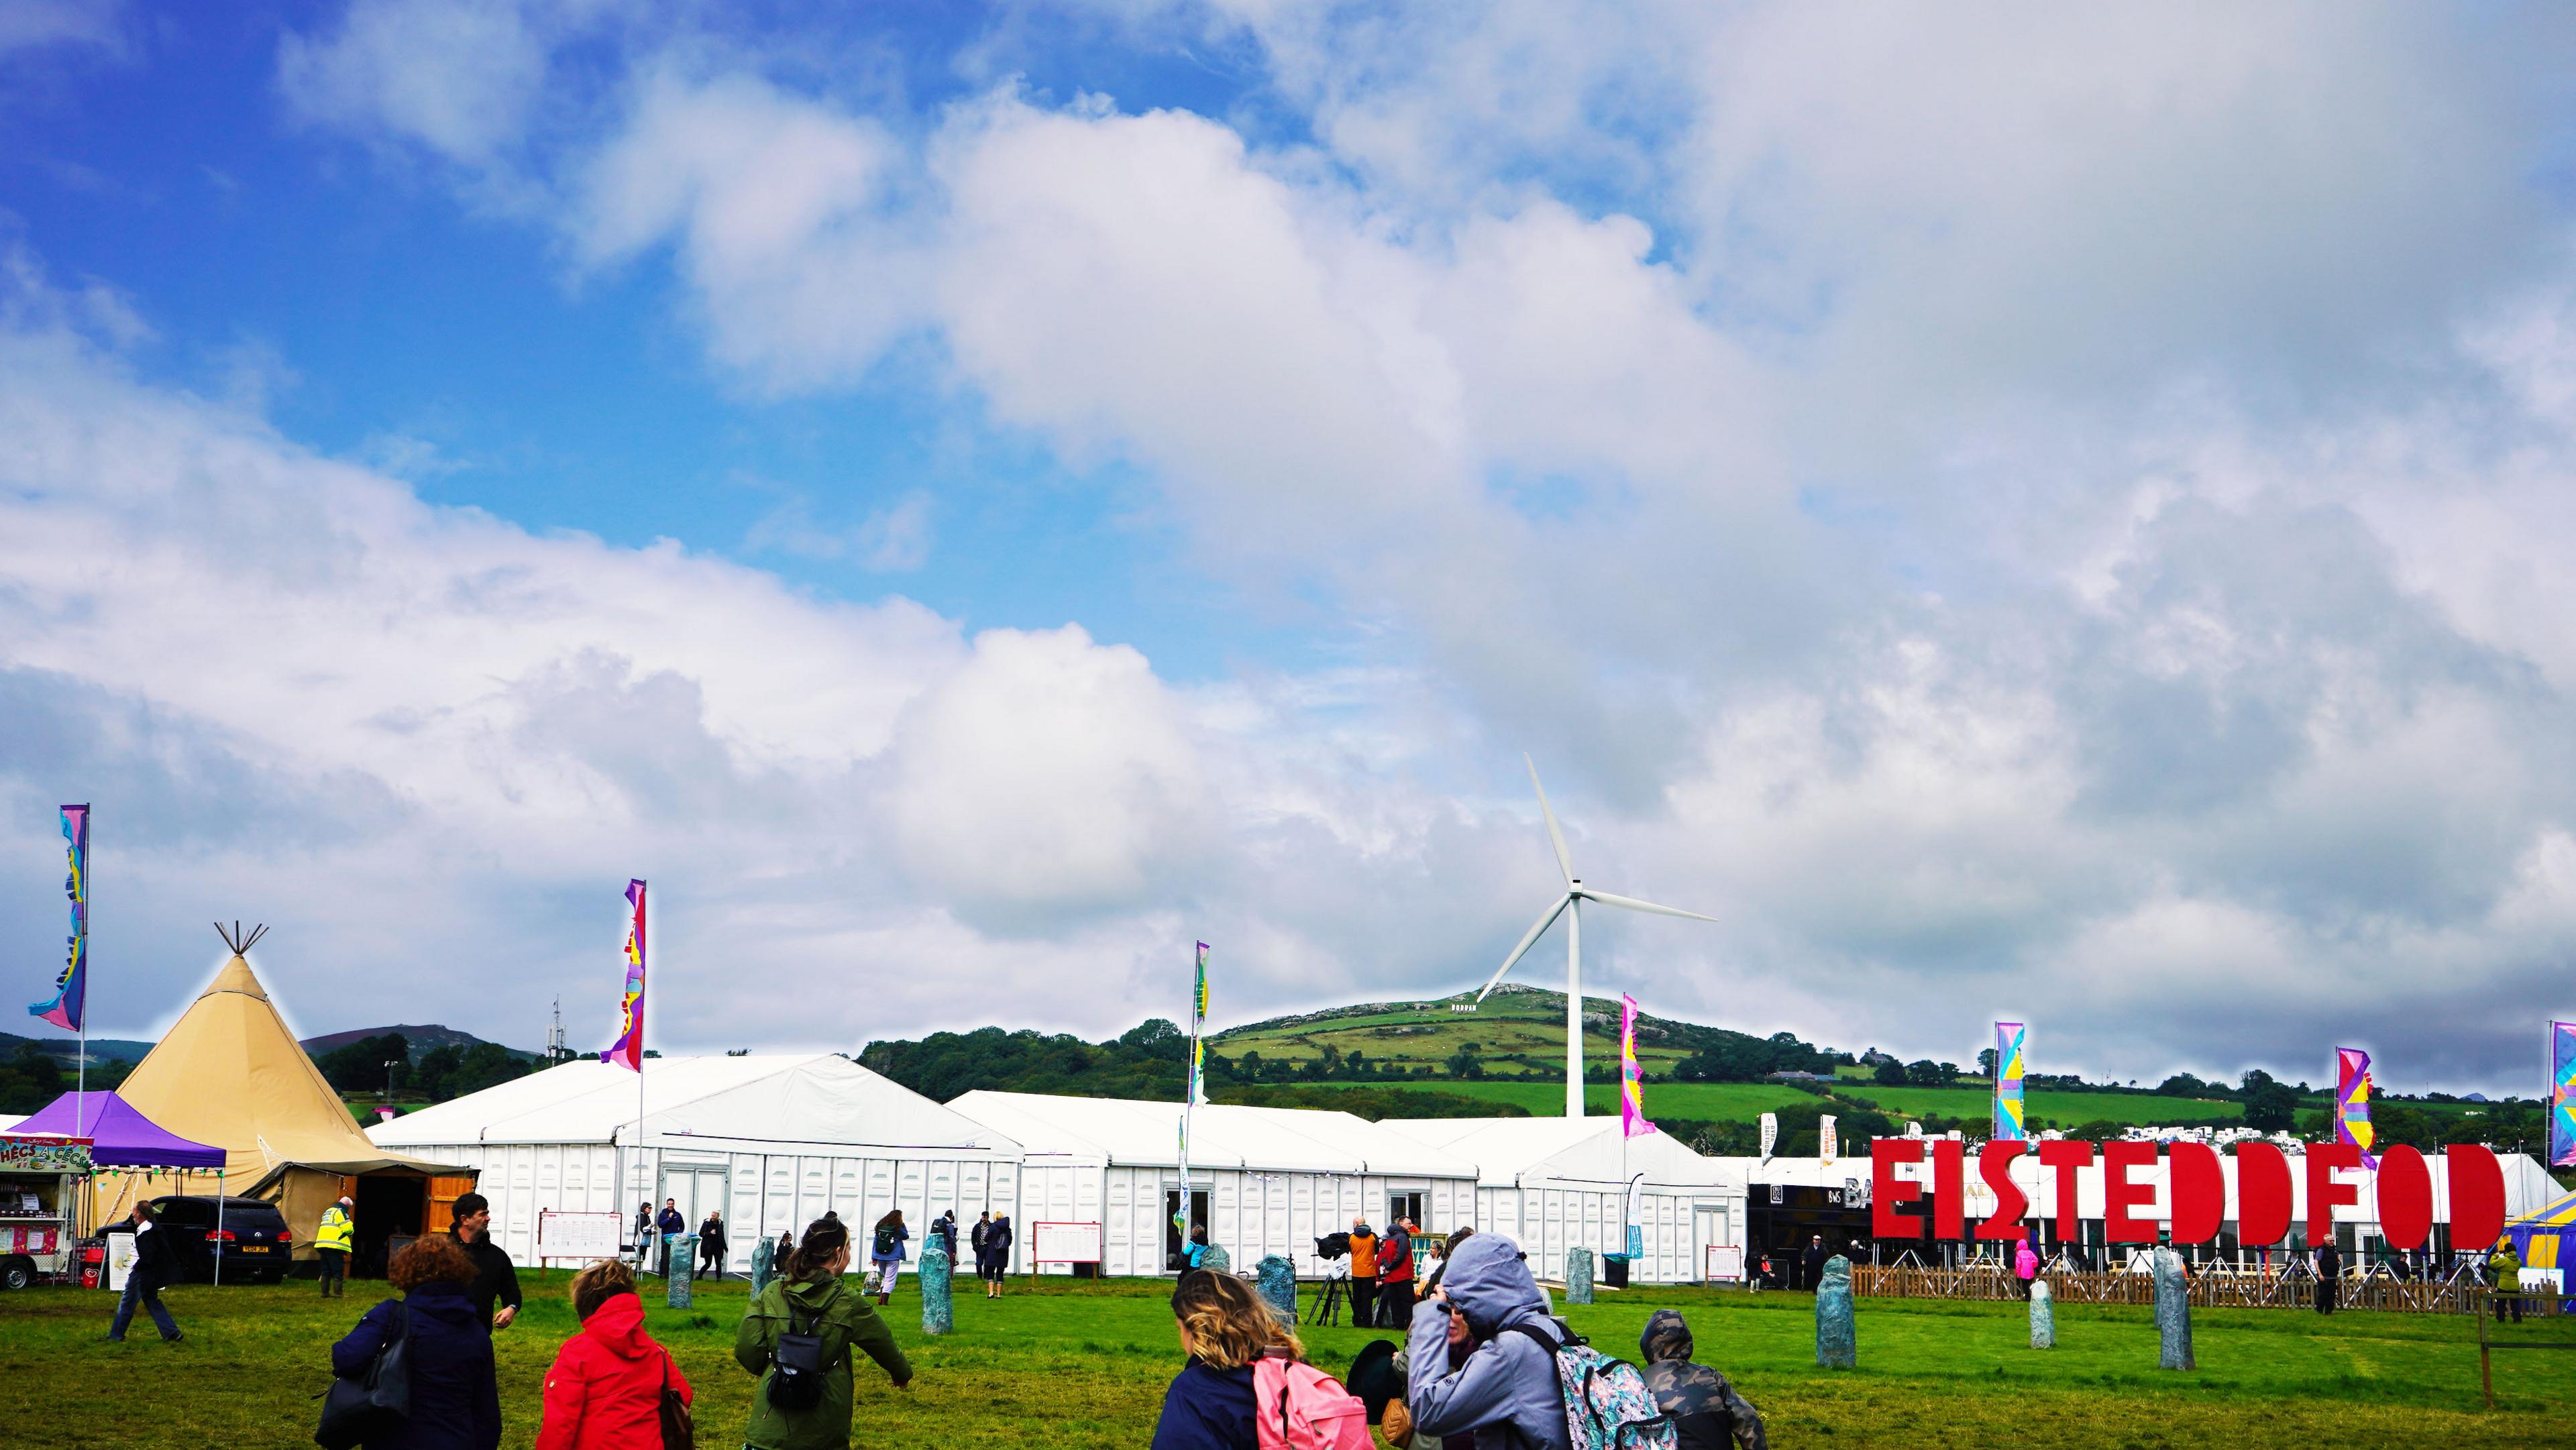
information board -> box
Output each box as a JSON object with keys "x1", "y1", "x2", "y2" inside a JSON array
[
  {"x1": 1703, "y1": 1244, "x2": 1743, "y2": 1283},
  {"x1": 537, "y1": 1210, "x2": 626, "y2": 1264},
  {"x1": 1031, "y1": 1220, "x2": 1102, "y2": 1266}
]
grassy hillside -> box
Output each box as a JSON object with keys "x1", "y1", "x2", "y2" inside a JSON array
[{"x1": 1210, "y1": 983, "x2": 1719, "y2": 1077}]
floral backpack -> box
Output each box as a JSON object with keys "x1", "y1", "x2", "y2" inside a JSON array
[{"x1": 1501, "y1": 1323, "x2": 1678, "y2": 1450}]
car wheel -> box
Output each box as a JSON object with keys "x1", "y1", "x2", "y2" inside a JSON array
[{"x1": 0, "y1": 1258, "x2": 34, "y2": 1290}]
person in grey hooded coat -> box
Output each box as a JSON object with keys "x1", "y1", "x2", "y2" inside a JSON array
[{"x1": 1403, "y1": 1231, "x2": 1572, "y2": 1450}]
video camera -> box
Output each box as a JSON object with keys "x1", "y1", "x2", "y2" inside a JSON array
[{"x1": 1314, "y1": 1231, "x2": 1351, "y2": 1261}]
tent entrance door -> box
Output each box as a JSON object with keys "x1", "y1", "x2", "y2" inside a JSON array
[
  {"x1": 660, "y1": 1166, "x2": 729, "y2": 1254},
  {"x1": 1164, "y1": 1188, "x2": 1210, "y2": 1271}
]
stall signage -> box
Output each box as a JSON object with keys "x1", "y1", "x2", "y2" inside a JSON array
[
  {"x1": 0, "y1": 1136, "x2": 91, "y2": 1173},
  {"x1": 1868, "y1": 1138, "x2": 2508, "y2": 1252}
]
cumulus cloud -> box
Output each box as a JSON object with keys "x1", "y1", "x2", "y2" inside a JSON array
[{"x1": 41, "y1": 1, "x2": 2576, "y2": 1091}]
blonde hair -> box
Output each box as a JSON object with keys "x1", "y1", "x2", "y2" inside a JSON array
[
  {"x1": 570, "y1": 1258, "x2": 637, "y2": 1320},
  {"x1": 1170, "y1": 1269, "x2": 1300, "y2": 1370}
]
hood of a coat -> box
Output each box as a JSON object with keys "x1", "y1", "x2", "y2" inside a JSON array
[
  {"x1": 580, "y1": 1290, "x2": 651, "y2": 1358},
  {"x1": 1441, "y1": 1231, "x2": 1548, "y2": 1338},
  {"x1": 781, "y1": 1275, "x2": 849, "y2": 1312},
  {"x1": 403, "y1": 1279, "x2": 483, "y2": 1329},
  {"x1": 1640, "y1": 1308, "x2": 1693, "y2": 1364}
]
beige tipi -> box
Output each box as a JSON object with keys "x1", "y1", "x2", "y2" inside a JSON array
[{"x1": 105, "y1": 927, "x2": 474, "y2": 1269}]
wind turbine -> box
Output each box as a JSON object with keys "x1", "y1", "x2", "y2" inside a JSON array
[{"x1": 1476, "y1": 755, "x2": 1717, "y2": 1118}]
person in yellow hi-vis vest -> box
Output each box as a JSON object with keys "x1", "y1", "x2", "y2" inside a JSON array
[{"x1": 315, "y1": 1194, "x2": 354, "y2": 1298}]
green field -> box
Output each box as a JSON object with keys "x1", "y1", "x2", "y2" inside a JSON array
[
  {"x1": 4, "y1": 1272, "x2": 2569, "y2": 1447},
  {"x1": 1288, "y1": 1076, "x2": 2247, "y2": 1129},
  {"x1": 1850, "y1": 1084, "x2": 2244, "y2": 1127},
  {"x1": 1214, "y1": 986, "x2": 1697, "y2": 1076}
]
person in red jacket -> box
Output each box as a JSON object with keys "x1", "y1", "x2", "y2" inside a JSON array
[{"x1": 535, "y1": 1258, "x2": 692, "y2": 1450}]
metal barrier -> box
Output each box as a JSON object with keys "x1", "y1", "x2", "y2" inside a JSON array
[{"x1": 1850, "y1": 1264, "x2": 2506, "y2": 1314}]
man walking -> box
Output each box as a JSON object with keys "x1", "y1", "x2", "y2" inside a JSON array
[
  {"x1": 1800, "y1": 1236, "x2": 1827, "y2": 1295},
  {"x1": 1379, "y1": 1217, "x2": 1416, "y2": 1327},
  {"x1": 107, "y1": 1203, "x2": 182, "y2": 1343},
  {"x1": 447, "y1": 1192, "x2": 522, "y2": 1332},
  {"x1": 655, "y1": 1198, "x2": 686, "y2": 1279},
  {"x1": 2314, "y1": 1237, "x2": 2341, "y2": 1316},
  {"x1": 697, "y1": 1208, "x2": 727, "y2": 1281},
  {"x1": 1347, "y1": 1217, "x2": 1381, "y2": 1330},
  {"x1": 315, "y1": 1193, "x2": 354, "y2": 1298}
]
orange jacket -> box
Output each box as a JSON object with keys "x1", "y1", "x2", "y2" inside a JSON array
[
  {"x1": 1348, "y1": 1231, "x2": 1379, "y2": 1278},
  {"x1": 534, "y1": 1292, "x2": 692, "y2": 1450}
]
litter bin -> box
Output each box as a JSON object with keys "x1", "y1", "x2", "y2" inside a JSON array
[{"x1": 1603, "y1": 1253, "x2": 1631, "y2": 1290}]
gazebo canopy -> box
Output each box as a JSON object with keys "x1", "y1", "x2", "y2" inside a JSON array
[{"x1": 16, "y1": 1091, "x2": 226, "y2": 1170}]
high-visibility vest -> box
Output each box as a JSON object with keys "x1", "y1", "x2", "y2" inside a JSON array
[{"x1": 316, "y1": 1206, "x2": 354, "y2": 1253}]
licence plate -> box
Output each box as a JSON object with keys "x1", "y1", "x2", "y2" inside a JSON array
[{"x1": 236, "y1": 1245, "x2": 269, "y2": 1253}]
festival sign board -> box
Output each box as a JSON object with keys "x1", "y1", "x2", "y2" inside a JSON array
[
  {"x1": 537, "y1": 1210, "x2": 625, "y2": 1264},
  {"x1": 1032, "y1": 1220, "x2": 1102, "y2": 1268}
]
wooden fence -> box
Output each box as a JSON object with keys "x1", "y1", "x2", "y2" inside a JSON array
[{"x1": 1849, "y1": 1264, "x2": 2526, "y2": 1315}]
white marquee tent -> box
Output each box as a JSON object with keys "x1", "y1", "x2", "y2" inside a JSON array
[
  {"x1": 370, "y1": 1054, "x2": 1020, "y2": 1272},
  {"x1": 1375, "y1": 1117, "x2": 1746, "y2": 1285},
  {"x1": 946, "y1": 1091, "x2": 1481, "y2": 1276}
]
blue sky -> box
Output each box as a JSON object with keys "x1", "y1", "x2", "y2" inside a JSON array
[{"x1": 7, "y1": 1, "x2": 2576, "y2": 1095}]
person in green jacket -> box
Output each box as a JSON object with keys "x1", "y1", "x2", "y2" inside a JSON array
[
  {"x1": 2489, "y1": 1239, "x2": 2526, "y2": 1325},
  {"x1": 736, "y1": 1215, "x2": 912, "y2": 1449}
]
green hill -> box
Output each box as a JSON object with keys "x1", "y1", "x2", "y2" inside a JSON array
[{"x1": 1208, "y1": 982, "x2": 1815, "y2": 1080}]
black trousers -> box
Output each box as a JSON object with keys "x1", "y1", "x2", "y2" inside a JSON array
[
  {"x1": 317, "y1": 1249, "x2": 346, "y2": 1294},
  {"x1": 2496, "y1": 1290, "x2": 2524, "y2": 1323},
  {"x1": 1379, "y1": 1279, "x2": 1414, "y2": 1326},
  {"x1": 699, "y1": 1243, "x2": 722, "y2": 1278},
  {"x1": 2314, "y1": 1280, "x2": 2336, "y2": 1315},
  {"x1": 1350, "y1": 1277, "x2": 1377, "y2": 1328}
]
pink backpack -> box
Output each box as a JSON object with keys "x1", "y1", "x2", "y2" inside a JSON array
[{"x1": 1250, "y1": 1347, "x2": 1372, "y2": 1450}]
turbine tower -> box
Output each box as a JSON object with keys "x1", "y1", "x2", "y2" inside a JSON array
[{"x1": 1477, "y1": 755, "x2": 1716, "y2": 1117}]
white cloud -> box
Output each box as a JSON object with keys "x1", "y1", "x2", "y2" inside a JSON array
[
  {"x1": 0, "y1": 0, "x2": 123, "y2": 61},
  {"x1": 276, "y1": 0, "x2": 566, "y2": 167}
]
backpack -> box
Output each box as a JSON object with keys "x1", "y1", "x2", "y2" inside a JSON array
[
  {"x1": 765, "y1": 1290, "x2": 831, "y2": 1412},
  {"x1": 873, "y1": 1224, "x2": 900, "y2": 1258},
  {"x1": 1502, "y1": 1324, "x2": 1678, "y2": 1450},
  {"x1": 1250, "y1": 1347, "x2": 1372, "y2": 1450}
]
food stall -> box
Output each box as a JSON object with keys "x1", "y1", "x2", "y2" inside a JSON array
[
  {"x1": 13, "y1": 1091, "x2": 229, "y2": 1287},
  {"x1": 0, "y1": 1132, "x2": 93, "y2": 1288}
]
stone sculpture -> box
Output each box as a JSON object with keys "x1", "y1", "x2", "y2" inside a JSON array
[
  {"x1": 1815, "y1": 1254, "x2": 1856, "y2": 1368},
  {"x1": 2029, "y1": 1278, "x2": 2055, "y2": 1349},
  {"x1": 919, "y1": 1231, "x2": 954, "y2": 1335},
  {"x1": 1255, "y1": 1254, "x2": 1298, "y2": 1324},
  {"x1": 1565, "y1": 1247, "x2": 1595, "y2": 1305},
  {"x1": 2152, "y1": 1246, "x2": 2194, "y2": 1370}
]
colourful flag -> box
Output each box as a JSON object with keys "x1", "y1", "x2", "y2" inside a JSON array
[
  {"x1": 1177, "y1": 942, "x2": 1209, "y2": 1241},
  {"x1": 1758, "y1": 1113, "x2": 1777, "y2": 1162},
  {"x1": 2334, "y1": 1046, "x2": 2375, "y2": 1165},
  {"x1": 2551, "y1": 1023, "x2": 2576, "y2": 1170},
  {"x1": 1992, "y1": 1021, "x2": 2027, "y2": 1141},
  {"x1": 1819, "y1": 1114, "x2": 1838, "y2": 1166},
  {"x1": 600, "y1": 880, "x2": 647, "y2": 1071},
  {"x1": 28, "y1": 805, "x2": 89, "y2": 1032},
  {"x1": 1619, "y1": 994, "x2": 1657, "y2": 1137}
]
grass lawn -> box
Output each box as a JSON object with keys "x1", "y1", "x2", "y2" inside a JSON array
[
  {"x1": 1295, "y1": 1077, "x2": 2247, "y2": 1128},
  {"x1": 5, "y1": 1271, "x2": 2569, "y2": 1447},
  {"x1": 1299, "y1": 1078, "x2": 1821, "y2": 1118},
  {"x1": 1847, "y1": 1085, "x2": 2244, "y2": 1127}
]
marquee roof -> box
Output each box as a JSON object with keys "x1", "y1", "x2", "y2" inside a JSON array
[
  {"x1": 371, "y1": 1053, "x2": 1020, "y2": 1156},
  {"x1": 948, "y1": 1091, "x2": 1478, "y2": 1179}
]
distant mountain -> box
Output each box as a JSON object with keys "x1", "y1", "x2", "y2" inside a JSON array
[
  {"x1": 0, "y1": 1030, "x2": 156, "y2": 1065},
  {"x1": 299, "y1": 1025, "x2": 540, "y2": 1062}
]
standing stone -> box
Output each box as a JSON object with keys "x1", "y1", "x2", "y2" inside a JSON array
[
  {"x1": 665, "y1": 1235, "x2": 696, "y2": 1308},
  {"x1": 1254, "y1": 1255, "x2": 1299, "y2": 1325},
  {"x1": 1199, "y1": 1243, "x2": 1232, "y2": 1275},
  {"x1": 919, "y1": 1232, "x2": 954, "y2": 1335},
  {"x1": 2152, "y1": 1246, "x2": 2194, "y2": 1371},
  {"x1": 1565, "y1": 1247, "x2": 1596, "y2": 1306},
  {"x1": 1815, "y1": 1255, "x2": 1856, "y2": 1368},
  {"x1": 750, "y1": 1236, "x2": 775, "y2": 1295},
  {"x1": 2028, "y1": 1278, "x2": 2055, "y2": 1349}
]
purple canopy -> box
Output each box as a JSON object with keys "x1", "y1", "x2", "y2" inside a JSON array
[{"x1": 14, "y1": 1091, "x2": 226, "y2": 1170}]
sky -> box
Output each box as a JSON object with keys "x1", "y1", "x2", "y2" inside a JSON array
[{"x1": 5, "y1": 1, "x2": 2576, "y2": 1094}]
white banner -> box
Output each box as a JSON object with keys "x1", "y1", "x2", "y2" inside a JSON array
[
  {"x1": 1758, "y1": 1113, "x2": 1777, "y2": 1162},
  {"x1": 537, "y1": 1211, "x2": 625, "y2": 1264},
  {"x1": 1819, "y1": 1115, "x2": 1837, "y2": 1166},
  {"x1": 1031, "y1": 1220, "x2": 1102, "y2": 1266}
]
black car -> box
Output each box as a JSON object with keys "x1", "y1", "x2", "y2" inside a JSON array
[{"x1": 146, "y1": 1196, "x2": 292, "y2": 1284}]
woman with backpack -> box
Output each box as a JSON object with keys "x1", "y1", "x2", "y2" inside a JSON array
[
  {"x1": 1405, "y1": 1232, "x2": 1582, "y2": 1450},
  {"x1": 865, "y1": 1210, "x2": 909, "y2": 1306},
  {"x1": 534, "y1": 1259, "x2": 692, "y2": 1450},
  {"x1": 329, "y1": 1235, "x2": 502, "y2": 1450},
  {"x1": 735, "y1": 1217, "x2": 912, "y2": 1450},
  {"x1": 1152, "y1": 1268, "x2": 1368, "y2": 1450},
  {"x1": 977, "y1": 1215, "x2": 1014, "y2": 1298}
]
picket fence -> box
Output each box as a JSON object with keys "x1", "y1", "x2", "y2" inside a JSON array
[{"x1": 1847, "y1": 1263, "x2": 2521, "y2": 1315}]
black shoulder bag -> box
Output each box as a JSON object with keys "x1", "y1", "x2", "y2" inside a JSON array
[
  {"x1": 766, "y1": 1290, "x2": 830, "y2": 1412},
  {"x1": 315, "y1": 1302, "x2": 411, "y2": 1449},
  {"x1": 659, "y1": 1349, "x2": 696, "y2": 1449}
]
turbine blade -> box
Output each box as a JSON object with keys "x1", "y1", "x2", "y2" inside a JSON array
[
  {"x1": 1525, "y1": 754, "x2": 1575, "y2": 885},
  {"x1": 1475, "y1": 895, "x2": 1571, "y2": 1001},
  {"x1": 1575, "y1": 887, "x2": 1719, "y2": 924}
]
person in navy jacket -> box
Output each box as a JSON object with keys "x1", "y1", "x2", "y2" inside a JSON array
[{"x1": 331, "y1": 1235, "x2": 501, "y2": 1450}]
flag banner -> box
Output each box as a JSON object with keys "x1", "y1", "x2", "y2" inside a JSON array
[
  {"x1": 1619, "y1": 994, "x2": 1658, "y2": 1137},
  {"x1": 1819, "y1": 1115, "x2": 1838, "y2": 1166},
  {"x1": 29, "y1": 805, "x2": 89, "y2": 1031},
  {"x1": 1187, "y1": 941, "x2": 1210, "y2": 1108},
  {"x1": 2554, "y1": 1023, "x2": 2576, "y2": 1170},
  {"x1": 600, "y1": 880, "x2": 647, "y2": 1071},
  {"x1": 1992, "y1": 1021, "x2": 2027, "y2": 1142},
  {"x1": 1758, "y1": 1113, "x2": 1777, "y2": 1162},
  {"x1": 2334, "y1": 1045, "x2": 2375, "y2": 1166}
]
